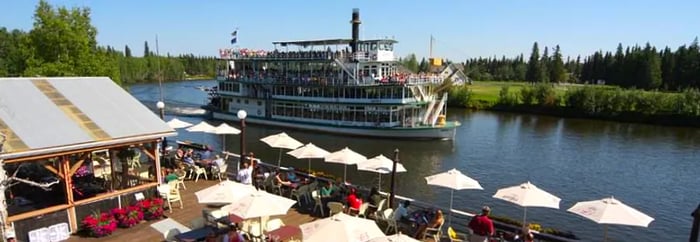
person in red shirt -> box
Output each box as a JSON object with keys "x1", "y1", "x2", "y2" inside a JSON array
[
  {"x1": 468, "y1": 206, "x2": 495, "y2": 242},
  {"x1": 345, "y1": 188, "x2": 363, "y2": 213}
]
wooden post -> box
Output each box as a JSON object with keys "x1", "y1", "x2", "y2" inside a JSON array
[
  {"x1": 109, "y1": 150, "x2": 117, "y2": 191},
  {"x1": 389, "y1": 149, "x2": 398, "y2": 209},
  {"x1": 61, "y1": 155, "x2": 77, "y2": 232},
  {"x1": 154, "y1": 141, "x2": 163, "y2": 184},
  {"x1": 691, "y1": 203, "x2": 700, "y2": 242}
]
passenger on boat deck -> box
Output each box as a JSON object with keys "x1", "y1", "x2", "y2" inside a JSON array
[
  {"x1": 236, "y1": 162, "x2": 253, "y2": 185},
  {"x1": 394, "y1": 200, "x2": 411, "y2": 223},
  {"x1": 346, "y1": 188, "x2": 363, "y2": 211}
]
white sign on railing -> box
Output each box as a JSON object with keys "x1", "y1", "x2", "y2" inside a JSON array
[{"x1": 28, "y1": 223, "x2": 69, "y2": 242}]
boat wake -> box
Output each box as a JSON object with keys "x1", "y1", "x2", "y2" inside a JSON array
[{"x1": 140, "y1": 100, "x2": 207, "y2": 117}]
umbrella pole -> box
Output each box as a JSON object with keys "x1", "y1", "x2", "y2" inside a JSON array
[
  {"x1": 222, "y1": 135, "x2": 226, "y2": 153},
  {"x1": 449, "y1": 189, "x2": 454, "y2": 227},
  {"x1": 603, "y1": 224, "x2": 608, "y2": 242},
  {"x1": 523, "y1": 207, "x2": 528, "y2": 227},
  {"x1": 307, "y1": 158, "x2": 311, "y2": 172},
  {"x1": 378, "y1": 174, "x2": 381, "y2": 191},
  {"x1": 343, "y1": 165, "x2": 347, "y2": 183},
  {"x1": 277, "y1": 148, "x2": 282, "y2": 167}
]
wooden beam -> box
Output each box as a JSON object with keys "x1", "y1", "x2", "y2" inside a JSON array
[
  {"x1": 3, "y1": 139, "x2": 160, "y2": 163},
  {"x1": 7, "y1": 204, "x2": 71, "y2": 223},
  {"x1": 68, "y1": 159, "x2": 85, "y2": 177},
  {"x1": 153, "y1": 141, "x2": 162, "y2": 184},
  {"x1": 43, "y1": 163, "x2": 64, "y2": 179},
  {"x1": 73, "y1": 182, "x2": 158, "y2": 206},
  {"x1": 139, "y1": 146, "x2": 156, "y2": 161},
  {"x1": 61, "y1": 156, "x2": 74, "y2": 205}
]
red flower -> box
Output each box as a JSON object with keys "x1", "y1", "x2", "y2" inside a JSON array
[{"x1": 81, "y1": 212, "x2": 117, "y2": 237}]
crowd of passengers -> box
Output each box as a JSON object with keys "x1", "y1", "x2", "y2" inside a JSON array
[{"x1": 221, "y1": 48, "x2": 351, "y2": 60}]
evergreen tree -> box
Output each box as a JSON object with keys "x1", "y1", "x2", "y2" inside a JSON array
[
  {"x1": 540, "y1": 46, "x2": 550, "y2": 82},
  {"x1": 525, "y1": 42, "x2": 541, "y2": 84},
  {"x1": 550, "y1": 45, "x2": 567, "y2": 83},
  {"x1": 125, "y1": 45, "x2": 132, "y2": 58},
  {"x1": 144, "y1": 41, "x2": 150, "y2": 57}
]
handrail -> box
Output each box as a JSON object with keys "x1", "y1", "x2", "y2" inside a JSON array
[{"x1": 215, "y1": 150, "x2": 578, "y2": 241}]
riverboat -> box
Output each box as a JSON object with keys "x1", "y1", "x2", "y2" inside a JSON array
[{"x1": 205, "y1": 9, "x2": 460, "y2": 140}]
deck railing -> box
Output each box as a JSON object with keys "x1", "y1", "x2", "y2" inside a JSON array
[{"x1": 215, "y1": 150, "x2": 579, "y2": 242}]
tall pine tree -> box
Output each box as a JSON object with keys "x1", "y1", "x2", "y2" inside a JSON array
[
  {"x1": 550, "y1": 45, "x2": 567, "y2": 83},
  {"x1": 525, "y1": 42, "x2": 541, "y2": 84}
]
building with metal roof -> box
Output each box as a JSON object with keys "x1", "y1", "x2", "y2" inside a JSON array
[
  {"x1": 0, "y1": 77, "x2": 176, "y2": 161},
  {"x1": 0, "y1": 77, "x2": 177, "y2": 240}
]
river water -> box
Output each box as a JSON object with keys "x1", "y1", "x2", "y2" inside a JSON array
[{"x1": 129, "y1": 80, "x2": 700, "y2": 241}]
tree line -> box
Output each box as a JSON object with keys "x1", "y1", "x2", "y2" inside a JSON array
[
  {"x1": 0, "y1": 1, "x2": 217, "y2": 86},
  {"x1": 462, "y1": 41, "x2": 700, "y2": 91}
]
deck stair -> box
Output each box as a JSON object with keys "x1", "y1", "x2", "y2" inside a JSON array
[
  {"x1": 421, "y1": 100, "x2": 437, "y2": 125},
  {"x1": 334, "y1": 58, "x2": 356, "y2": 81},
  {"x1": 429, "y1": 92, "x2": 448, "y2": 126}
]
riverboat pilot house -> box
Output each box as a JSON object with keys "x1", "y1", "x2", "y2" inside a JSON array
[{"x1": 0, "y1": 77, "x2": 176, "y2": 241}]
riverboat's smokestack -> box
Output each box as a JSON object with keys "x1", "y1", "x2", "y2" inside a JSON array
[{"x1": 351, "y1": 8, "x2": 361, "y2": 53}]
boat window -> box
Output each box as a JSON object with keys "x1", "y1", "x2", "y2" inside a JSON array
[
  {"x1": 257, "y1": 101, "x2": 263, "y2": 106},
  {"x1": 371, "y1": 43, "x2": 377, "y2": 51},
  {"x1": 236, "y1": 99, "x2": 241, "y2": 103},
  {"x1": 244, "y1": 100, "x2": 249, "y2": 104}
]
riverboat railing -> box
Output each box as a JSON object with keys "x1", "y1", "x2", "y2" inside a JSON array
[{"x1": 216, "y1": 150, "x2": 579, "y2": 242}]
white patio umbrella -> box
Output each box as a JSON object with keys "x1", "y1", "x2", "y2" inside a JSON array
[
  {"x1": 357, "y1": 155, "x2": 407, "y2": 190},
  {"x1": 325, "y1": 147, "x2": 367, "y2": 183},
  {"x1": 221, "y1": 190, "x2": 297, "y2": 240},
  {"x1": 206, "y1": 123, "x2": 240, "y2": 155},
  {"x1": 567, "y1": 196, "x2": 654, "y2": 241},
  {"x1": 220, "y1": 190, "x2": 297, "y2": 219},
  {"x1": 185, "y1": 121, "x2": 216, "y2": 132},
  {"x1": 492, "y1": 181, "x2": 561, "y2": 225},
  {"x1": 301, "y1": 213, "x2": 385, "y2": 242},
  {"x1": 260, "y1": 132, "x2": 303, "y2": 166},
  {"x1": 194, "y1": 180, "x2": 256, "y2": 205},
  {"x1": 166, "y1": 118, "x2": 193, "y2": 129},
  {"x1": 425, "y1": 168, "x2": 483, "y2": 226},
  {"x1": 365, "y1": 233, "x2": 420, "y2": 242},
  {"x1": 287, "y1": 143, "x2": 330, "y2": 172}
]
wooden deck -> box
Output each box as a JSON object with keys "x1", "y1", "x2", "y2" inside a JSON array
[
  {"x1": 66, "y1": 180, "x2": 317, "y2": 242},
  {"x1": 66, "y1": 179, "x2": 441, "y2": 242}
]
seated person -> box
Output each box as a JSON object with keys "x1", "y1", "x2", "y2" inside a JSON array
[
  {"x1": 368, "y1": 187, "x2": 382, "y2": 207},
  {"x1": 393, "y1": 200, "x2": 412, "y2": 223},
  {"x1": 274, "y1": 169, "x2": 293, "y2": 187},
  {"x1": 211, "y1": 155, "x2": 225, "y2": 169},
  {"x1": 175, "y1": 148, "x2": 185, "y2": 160},
  {"x1": 199, "y1": 146, "x2": 213, "y2": 161},
  {"x1": 320, "y1": 181, "x2": 335, "y2": 198},
  {"x1": 286, "y1": 167, "x2": 300, "y2": 182},
  {"x1": 163, "y1": 169, "x2": 179, "y2": 183},
  {"x1": 345, "y1": 188, "x2": 363, "y2": 212},
  {"x1": 182, "y1": 149, "x2": 195, "y2": 166},
  {"x1": 519, "y1": 225, "x2": 535, "y2": 242},
  {"x1": 414, "y1": 209, "x2": 444, "y2": 239}
]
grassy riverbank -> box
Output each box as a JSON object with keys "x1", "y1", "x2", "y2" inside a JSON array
[{"x1": 450, "y1": 81, "x2": 700, "y2": 127}]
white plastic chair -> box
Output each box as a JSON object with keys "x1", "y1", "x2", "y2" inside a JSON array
[
  {"x1": 216, "y1": 164, "x2": 229, "y2": 181},
  {"x1": 328, "y1": 202, "x2": 345, "y2": 216},
  {"x1": 383, "y1": 208, "x2": 397, "y2": 234},
  {"x1": 311, "y1": 191, "x2": 325, "y2": 217},
  {"x1": 193, "y1": 166, "x2": 208, "y2": 182}
]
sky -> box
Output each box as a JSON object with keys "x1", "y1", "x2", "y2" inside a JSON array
[{"x1": 1, "y1": 0, "x2": 699, "y2": 61}]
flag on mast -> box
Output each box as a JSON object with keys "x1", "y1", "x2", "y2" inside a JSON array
[{"x1": 230, "y1": 29, "x2": 238, "y2": 44}]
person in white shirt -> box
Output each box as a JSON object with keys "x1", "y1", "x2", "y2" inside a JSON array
[{"x1": 236, "y1": 162, "x2": 253, "y2": 185}]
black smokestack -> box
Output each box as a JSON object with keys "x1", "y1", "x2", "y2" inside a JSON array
[{"x1": 351, "y1": 8, "x2": 361, "y2": 53}]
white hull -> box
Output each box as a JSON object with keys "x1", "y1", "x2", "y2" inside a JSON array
[{"x1": 212, "y1": 112, "x2": 456, "y2": 140}]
